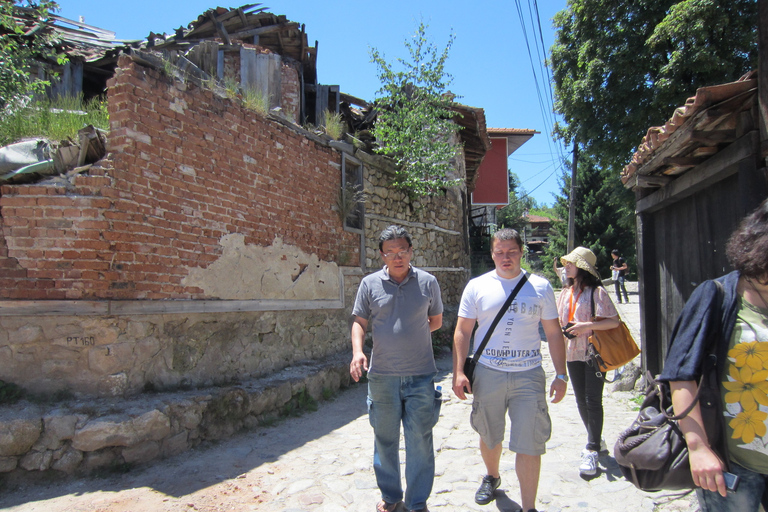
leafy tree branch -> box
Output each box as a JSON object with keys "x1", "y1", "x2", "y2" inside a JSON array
[
  {"x1": 370, "y1": 23, "x2": 461, "y2": 198},
  {"x1": 1, "y1": 1, "x2": 66, "y2": 109}
]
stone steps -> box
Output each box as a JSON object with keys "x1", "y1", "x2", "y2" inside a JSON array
[{"x1": 0, "y1": 351, "x2": 352, "y2": 480}]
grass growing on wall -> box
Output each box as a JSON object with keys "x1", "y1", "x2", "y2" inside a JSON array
[
  {"x1": 242, "y1": 87, "x2": 270, "y2": 116},
  {"x1": 322, "y1": 109, "x2": 345, "y2": 139},
  {"x1": 0, "y1": 95, "x2": 109, "y2": 147}
]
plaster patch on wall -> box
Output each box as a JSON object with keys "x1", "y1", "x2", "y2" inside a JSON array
[{"x1": 182, "y1": 234, "x2": 340, "y2": 300}]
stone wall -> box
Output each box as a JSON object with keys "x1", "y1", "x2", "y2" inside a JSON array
[{"x1": 0, "y1": 306, "x2": 351, "y2": 397}]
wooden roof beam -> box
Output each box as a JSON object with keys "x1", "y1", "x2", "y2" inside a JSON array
[
  {"x1": 236, "y1": 8, "x2": 248, "y2": 26},
  {"x1": 229, "y1": 21, "x2": 298, "y2": 40},
  {"x1": 691, "y1": 129, "x2": 737, "y2": 144},
  {"x1": 631, "y1": 174, "x2": 673, "y2": 189},
  {"x1": 208, "y1": 11, "x2": 231, "y2": 45},
  {"x1": 662, "y1": 156, "x2": 708, "y2": 167}
]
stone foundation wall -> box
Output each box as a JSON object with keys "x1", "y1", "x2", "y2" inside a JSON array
[
  {"x1": 0, "y1": 353, "x2": 352, "y2": 478},
  {"x1": 0, "y1": 306, "x2": 353, "y2": 398}
]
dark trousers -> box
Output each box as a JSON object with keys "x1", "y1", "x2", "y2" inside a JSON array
[{"x1": 567, "y1": 360, "x2": 605, "y2": 452}]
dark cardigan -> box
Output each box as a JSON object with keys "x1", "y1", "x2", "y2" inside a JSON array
[
  {"x1": 658, "y1": 270, "x2": 741, "y2": 470},
  {"x1": 659, "y1": 270, "x2": 740, "y2": 383}
]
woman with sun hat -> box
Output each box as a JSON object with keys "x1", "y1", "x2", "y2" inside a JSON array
[{"x1": 556, "y1": 247, "x2": 620, "y2": 477}]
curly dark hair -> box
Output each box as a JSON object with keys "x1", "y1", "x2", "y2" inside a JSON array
[{"x1": 726, "y1": 198, "x2": 768, "y2": 283}]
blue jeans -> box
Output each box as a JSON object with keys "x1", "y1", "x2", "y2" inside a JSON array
[
  {"x1": 367, "y1": 373, "x2": 440, "y2": 510},
  {"x1": 697, "y1": 461, "x2": 766, "y2": 511},
  {"x1": 614, "y1": 275, "x2": 628, "y2": 302}
]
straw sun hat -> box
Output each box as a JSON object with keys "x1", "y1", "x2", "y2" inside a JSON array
[{"x1": 561, "y1": 247, "x2": 601, "y2": 280}]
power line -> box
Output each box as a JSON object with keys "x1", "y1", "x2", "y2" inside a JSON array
[{"x1": 511, "y1": 0, "x2": 569, "y2": 189}]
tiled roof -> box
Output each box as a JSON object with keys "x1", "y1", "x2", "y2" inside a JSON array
[
  {"x1": 622, "y1": 71, "x2": 758, "y2": 187},
  {"x1": 488, "y1": 128, "x2": 538, "y2": 136}
]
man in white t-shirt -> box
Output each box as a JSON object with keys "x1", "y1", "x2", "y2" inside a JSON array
[{"x1": 452, "y1": 228, "x2": 567, "y2": 512}]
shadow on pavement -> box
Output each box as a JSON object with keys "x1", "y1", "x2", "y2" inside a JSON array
[{"x1": 0, "y1": 379, "x2": 372, "y2": 508}]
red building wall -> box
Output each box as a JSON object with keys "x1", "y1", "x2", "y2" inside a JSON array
[
  {"x1": 0, "y1": 54, "x2": 359, "y2": 300},
  {"x1": 471, "y1": 136, "x2": 509, "y2": 205}
]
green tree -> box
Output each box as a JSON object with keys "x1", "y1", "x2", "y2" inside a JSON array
[
  {"x1": 550, "y1": 0, "x2": 757, "y2": 174},
  {"x1": 0, "y1": 1, "x2": 64, "y2": 108},
  {"x1": 544, "y1": 154, "x2": 636, "y2": 280},
  {"x1": 370, "y1": 23, "x2": 460, "y2": 197},
  {"x1": 496, "y1": 172, "x2": 538, "y2": 232},
  {"x1": 548, "y1": 0, "x2": 756, "y2": 284}
]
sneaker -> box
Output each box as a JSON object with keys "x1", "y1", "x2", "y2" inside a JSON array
[
  {"x1": 474, "y1": 475, "x2": 501, "y2": 505},
  {"x1": 599, "y1": 438, "x2": 608, "y2": 454},
  {"x1": 579, "y1": 449, "x2": 598, "y2": 476}
]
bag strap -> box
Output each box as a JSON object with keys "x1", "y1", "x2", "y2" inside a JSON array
[
  {"x1": 469, "y1": 273, "x2": 529, "y2": 364},
  {"x1": 657, "y1": 372, "x2": 703, "y2": 420}
]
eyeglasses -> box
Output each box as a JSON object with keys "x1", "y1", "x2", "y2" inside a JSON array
[{"x1": 381, "y1": 249, "x2": 411, "y2": 260}]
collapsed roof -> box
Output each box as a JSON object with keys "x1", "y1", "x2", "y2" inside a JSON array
[{"x1": 8, "y1": 3, "x2": 493, "y2": 187}]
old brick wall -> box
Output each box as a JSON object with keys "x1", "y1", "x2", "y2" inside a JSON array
[
  {"x1": 281, "y1": 60, "x2": 301, "y2": 123},
  {"x1": 0, "y1": 53, "x2": 472, "y2": 400},
  {"x1": 0, "y1": 55, "x2": 365, "y2": 397},
  {"x1": 0, "y1": 54, "x2": 359, "y2": 301}
]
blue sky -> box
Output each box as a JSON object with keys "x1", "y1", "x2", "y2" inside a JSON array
[{"x1": 56, "y1": 0, "x2": 569, "y2": 206}]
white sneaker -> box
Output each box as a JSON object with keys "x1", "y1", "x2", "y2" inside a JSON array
[
  {"x1": 579, "y1": 449, "x2": 598, "y2": 476},
  {"x1": 600, "y1": 438, "x2": 608, "y2": 453}
]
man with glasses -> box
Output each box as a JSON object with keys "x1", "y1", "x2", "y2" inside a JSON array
[
  {"x1": 350, "y1": 225, "x2": 444, "y2": 512},
  {"x1": 452, "y1": 228, "x2": 567, "y2": 512}
]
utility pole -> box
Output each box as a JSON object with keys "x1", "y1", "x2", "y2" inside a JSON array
[{"x1": 567, "y1": 139, "x2": 578, "y2": 252}]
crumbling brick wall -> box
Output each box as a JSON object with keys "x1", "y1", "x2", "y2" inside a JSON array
[
  {"x1": 0, "y1": 53, "x2": 470, "y2": 401},
  {"x1": 281, "y1": 60, "x2": 301, "y2": 123},
  {"x1": 0, "y1": 54, "x2": 359, "y2": 301}
]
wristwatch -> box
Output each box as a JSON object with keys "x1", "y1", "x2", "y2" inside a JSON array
[{"x1": 556, "y1": 374, "x2": 569, "y2": 383}]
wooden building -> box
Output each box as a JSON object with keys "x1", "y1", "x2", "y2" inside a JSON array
[{"x1": 622, "y1": 70, "x2": 768, "y2": 374}]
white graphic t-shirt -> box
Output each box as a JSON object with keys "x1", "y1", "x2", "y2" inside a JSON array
[{"x1": 458, "y1": 270, "x2": 558, "y2": 372}]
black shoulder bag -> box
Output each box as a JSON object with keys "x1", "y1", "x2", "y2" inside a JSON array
[
  {"x1": 462, "y1": 274, "x2": 528, "y2": 392},
  {"x1": 614, "y1": 280, "x2": 729, "y2": 491}
]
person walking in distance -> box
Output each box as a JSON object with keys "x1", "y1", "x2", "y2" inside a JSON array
[
  {"x1": 452, "y1": 228, "x2": 567, "y2": 512},
  {"x1": 610, "y1": 249, "x2": 629, "y2": 303},
  {"x1": 350, "y1": 225, "x2": 444, "y2": 512}
]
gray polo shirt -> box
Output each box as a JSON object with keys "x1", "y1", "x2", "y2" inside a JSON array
[{"x1": 352, "y1": 266, "x2": 443, "y2": 376}]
